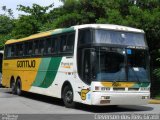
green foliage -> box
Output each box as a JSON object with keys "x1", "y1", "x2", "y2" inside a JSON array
[
  {"x1": 10, "y1": 3, "x2": 55, "y2": 38},
  {"x1": 17, "y1": 3, "x2": 54, "y2": 24},
  {"x1": 0, "y1": 34, "x2": 12, "y2": 48},
  {"x1": 1, "y1": 6, "x2": 14, "y2": 18},
  {"x1": 154, "y1": 58, "x2": 160, "y2": 77},
  {"x1": 0, "y1": 15, "x2": 14, "y2": 34},
  {"x1": 0, "y1": 6, "x2": 14, "y2": 48},
  {"x1": 11, "y1": 15, "x2": 41, "y2": 38}
]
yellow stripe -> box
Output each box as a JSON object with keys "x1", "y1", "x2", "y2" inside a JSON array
[{"x1": 101, "y1": 82, "x2": 136, "y2": 88}]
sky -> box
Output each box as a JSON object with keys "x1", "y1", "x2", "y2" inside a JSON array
[{"x1": 0, "y1": 0, "x2": 63, "y2": 18}]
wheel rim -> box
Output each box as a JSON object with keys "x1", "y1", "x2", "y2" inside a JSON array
[{"x1": 65, "y1": 90, "x2": 73, "y2": 103}]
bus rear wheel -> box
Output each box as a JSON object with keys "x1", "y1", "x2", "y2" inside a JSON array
[
  {"x1": 16, "y1": 79, "x2": 22, "y2": 96},
  {"x1": 11, "y1": 80, "x2": 16, "y2": 94},
  {"x1": 62, "y1": 85, "x2": 76, "y2": 108}
]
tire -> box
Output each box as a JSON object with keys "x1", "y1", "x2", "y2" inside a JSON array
[
  {"x1": 16, "y1": 79, "x2": 22, "y2": 96},
  {"x1": 62, "y1": 85, "x2": 76, "y2": 108},
  {"x1": 11, "y1": 81, "x2": 16, "y2": 94}
]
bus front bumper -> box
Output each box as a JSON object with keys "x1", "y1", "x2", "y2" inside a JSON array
[{"x1": 91, "y1": 92, "x2": 150, "y2": 105}]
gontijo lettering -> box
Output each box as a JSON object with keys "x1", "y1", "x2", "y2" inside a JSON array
[{"x1": 17, "y1": 60, "x2": 36, "y2": 68}]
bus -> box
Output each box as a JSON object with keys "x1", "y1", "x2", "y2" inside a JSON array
[{"x1": 2, "y1": 24, "x2": 150, "y2": 107}]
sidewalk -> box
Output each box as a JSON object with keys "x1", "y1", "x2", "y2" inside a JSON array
[{"x1": 149, "y1": 99, "x2": 160, "y2": 104}]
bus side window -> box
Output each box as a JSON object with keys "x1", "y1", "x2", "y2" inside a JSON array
[
  {"x1": 60, "y1": 35, "x2": 67, "y2": 53},
  {"x1": 52, "y1": 36, "x2": 59, "y2": 55},
  {"x1": 24, "y1": 41, "x2": 33, "y2": 56},
  {"x1": 33, "y1": 40, "x2": 39, "y2": 55},
  {"x1": 78, "y1": 29, "x2": 92, "y2": 45},
  {"x1": 11, "y1": 45, "x2": 15, "y2": 57},
  {"x1": 6, "y1": 46, "x2": 12, "y2": 58},
  {"x1": 46, "y1": 37, "x2": 52, "y2": 54},
  {"x1": 66, "y1": 33, "x2": 75, "y2": 53},
  {"x1": 39, "y1": 40, "x2": 45, "y2": 55},
  {"x1": 59, "y1": 33, "x2": 75, "y2": 55},
  {"x1": 29, "y1": 42, "x2": 33, "y2": 55},
  {"x1": 17, "y1": 43, "x2": 23, "y2": 57}
]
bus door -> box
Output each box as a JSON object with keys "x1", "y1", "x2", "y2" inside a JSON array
[{"x1": 76, "y1": 48, "x2": 95, "y2": 103}]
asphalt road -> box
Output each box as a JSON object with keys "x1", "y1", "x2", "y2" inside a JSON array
[{"x1": 0, "y1": 88, "x2": 160, "y2": 120}]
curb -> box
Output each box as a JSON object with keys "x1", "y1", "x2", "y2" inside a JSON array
[
  {"x1": 149, "y1": 99, "x2": 160, "y2": 104},
  {"x1": 0, "y1": 88, "x2": 11, "y2": 93}
]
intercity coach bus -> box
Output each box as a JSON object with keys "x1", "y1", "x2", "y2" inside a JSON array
[{"x1": 2, "y1": 24, "x2": 150, "y2": 107}]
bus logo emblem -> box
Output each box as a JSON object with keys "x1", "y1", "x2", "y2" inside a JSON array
[{"x1": 112, "y1": 82, "x2": 121, "y2": 87}]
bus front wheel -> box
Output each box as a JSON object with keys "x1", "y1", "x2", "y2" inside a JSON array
[{"x1": 62, "y1": 85, "x2": 76, "y2": 108}]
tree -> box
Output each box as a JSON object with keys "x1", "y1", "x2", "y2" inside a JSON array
[
  {"x1": 0, "y1": 6, "x2": 14, "y2": 48},
  {"x1": 1, "y1": 6, "x2": 14, "y2": 18},
  {"x1": 154, "y1": 58, "x2": 160, "y2": 77},
  {"x1": 17, "y1": 3, "x2": 54, "y2": 24},
  {"x1": 11, "y1": 15, "x2": 41, "y2": 38},
  {"x1": 11, "y1": 3, "x2": 55, "y2": 38},
  {"x1": 0, "y1": 15, "x2": 14, "y2": 34}
]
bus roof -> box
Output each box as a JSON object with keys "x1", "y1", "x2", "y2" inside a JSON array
[
  {"x1": 5, "y1": 24, "x2": 144, "y2": 45},
  {"x1": 5, "y1": 27, "x2": 74, "y2": 45},
  {"x1": 73, "y1": 24, "x2": 144, "y2": 33}
]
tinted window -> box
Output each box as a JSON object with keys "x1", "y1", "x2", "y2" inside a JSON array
[
  {"x1": 11, "y1": 45, "x2": 15, "y2": 57},
  {"x1": 5, "y1": 45, "x2": 12, "y2": 58},
  {"x1": 17, "y1": 43, "x2": 23, "y2": 57},
  {"x1": 52, "y1": 37, "x2": 59, "y2": 54},
  {"x1": 45, "y1": 37, "x2": 53, "y2": 55},
  {"x1": 60, "y1": 35, "x2": 67, "y2": 53},
  {"x1": 39, "y1": 39, "x2": 45, "y2": 55},
  {"x1": 59, "y1": 33, "x2": 75, "y2": 55},
  {"x1": 95, "y1": 29, "x2": 146, "y2": 47},
  {"x1": 78, "y1": 29, "x2": 92, "y2": 45},
  {"x1": 4, "y1": 32, "x2": 75, "y2": 59},
  {"x1": 66, "y1": 33, "x2": 75, "y2": 53},
  {"x1": 33, "y1": 40, "x2": 39, "y2": 55},
  {"x1": 24, "y1": 41, "x2": 33, "y2": 56},
  {"x1": 127, "y1": 49, "x2": 149, "y2": 82}
]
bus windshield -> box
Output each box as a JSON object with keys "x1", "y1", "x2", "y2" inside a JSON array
[
  {"x1": 77, "y1": 47, "x2": 150, "y2": 84},
  {"x1": 95, "y1": 48, "x2": 126, "y2": 82},
  {"x1": 77, "y1": 28, "x2": 149, "y2": 84},
  {"x1": 127, "y1": 49, "x2": 150, "y2": 82}
]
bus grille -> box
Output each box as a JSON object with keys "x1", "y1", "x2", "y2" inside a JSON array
[
  {"x1": 113, "y1": 88, "x2": 125, "y2": 91},
  {"x1": 128, "y1": 88, "x2": 139, "y2": 91}
]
